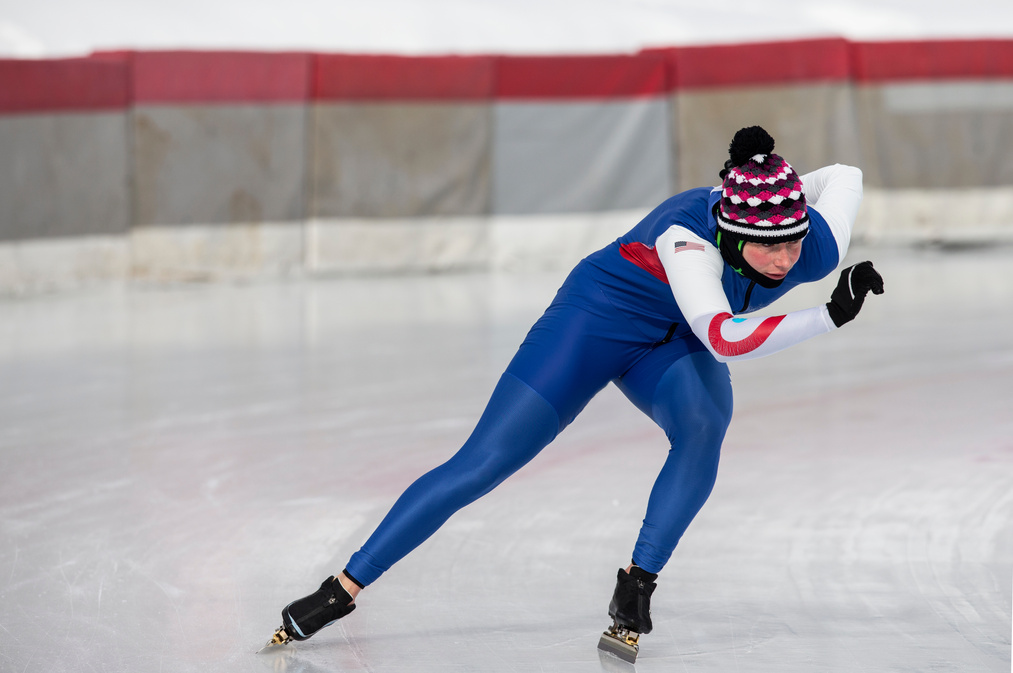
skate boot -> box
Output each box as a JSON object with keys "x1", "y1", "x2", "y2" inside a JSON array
[
  {"x1": 597, "y1": 565, "x2": 658, "y2": 663},
  {"x1": 259, "y1": 576, "x2": 356, "y2": 651}
]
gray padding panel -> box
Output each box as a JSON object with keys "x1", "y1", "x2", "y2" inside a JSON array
[
  {"x1": 492, "y1": 99, "x2": 671, "y2": 215},
  {"x1": 132, "y1": 105, "x2": 308, "y2": 226},
  {"x1": 310, "y1": 103, "x2": 492, "y2": 218},
  {"x1": 0, "y1": 112, "x2": 130, "y2": 241}
]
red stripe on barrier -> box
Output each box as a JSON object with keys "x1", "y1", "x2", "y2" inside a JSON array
[
  {"x1": 127, "y1": 51, "x2": 312, "y2": 104},
  {"x1": 6, "y1": 39, "x2": 1013, "y2": 112},
  {"x1": 649, "y1": 38, "x2": 851, "y2": 91},
  {"x1": 314, "y1": 54, "x2": 495, "y2": 101},
  {"x1": 0, "y1": 57, "x2": 129, "y2": 114},
  {"x1": 850, "y1": 40, "x2": 1013, "y2": 82},
  {"x1": 495, "y1": 54, "x2": 667, "y2": 99}
]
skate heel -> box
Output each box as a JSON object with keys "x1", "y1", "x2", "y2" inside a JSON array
[{"x1": 597, "y1": 620, "x2": 640, "y2": 663}]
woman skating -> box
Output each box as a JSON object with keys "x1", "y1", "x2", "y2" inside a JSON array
[{"x1": 263, "y1": 125, "x2": 884, "y2": 660}]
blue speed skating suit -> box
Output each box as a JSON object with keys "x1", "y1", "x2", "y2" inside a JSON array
[{"x1": 345, "y1": 175, "x2": 852, "y2": 586}]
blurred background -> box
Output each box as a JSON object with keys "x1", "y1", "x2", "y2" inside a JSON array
[{"x1": 1, "y1": 0, "x2": 1013, "y2": 292}]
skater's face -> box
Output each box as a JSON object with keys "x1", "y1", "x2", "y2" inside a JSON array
[{"x1": 741, "y1": 240, "x2": 803, "y2": 281}]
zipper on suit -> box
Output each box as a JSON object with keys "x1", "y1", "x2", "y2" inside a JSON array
[{"x1": 738, "y1": 281, "x2": 755, "y2": 314}]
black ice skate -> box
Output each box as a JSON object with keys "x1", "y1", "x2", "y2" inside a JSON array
[
  {"x1": 259, "y1": 576, "x2": 356, "y2": 652},
  {"x1": 597, "y1": 565, "x2": 658, "y2": 663}
]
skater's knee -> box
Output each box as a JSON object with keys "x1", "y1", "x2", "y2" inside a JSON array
[
  {"x1": 443, "y1": 445, "x2": 528, "y2": 499},
  {"x1": 668, "y1": 386, "x2": 732, "y2": 436},
  {"x1": 652, "y1": 358, "x2": 732, "y2": 438},
  {"x1": 445, "y1": 379, "x2": 559, "y2": 498}
]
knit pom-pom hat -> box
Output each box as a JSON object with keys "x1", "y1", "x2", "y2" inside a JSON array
[{"x1": 716, "y1": 126, "x2": 808, "y2": 243}]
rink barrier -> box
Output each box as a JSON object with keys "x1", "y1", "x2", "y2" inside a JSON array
[
  {"x1": 1, "y1": 40, "x2": 1013, "y2": 291},
  {"x1": 0, "y1": 57, "x2": 131, "y2": 244},
  {"x1": 0, "y1": 56, "x2": 129, "y2": 113},
  {"x1": 848, "y1": 40, "x2": 1013, "y2": 243},
  {"x1": 313, "y1": 53, "x2": 495, "y2": 100},
  {"x1": 850, "y1": 40, "x2": 1013, "y2": 190},
  {"x1": 490, "y1": 54, "x2": 672, "y2": 215},
  {"x1": 124, "y1": 51, "x2": 313, "y2": 233},
  {"x1": 850, "y1": 39, "x2": 1013, "y2": 82},
  {"x1": 645, "y1": 39, "x2": 860, "y2": 191},
  {"x1": 310, "y1": 54, "x2": 495, "y2": 224},
  {"x1": 128, "y1": 50, "x2": 313, "y2": 103}
]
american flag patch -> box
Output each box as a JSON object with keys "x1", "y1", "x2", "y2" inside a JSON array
[{"x1": 673, "y1": 240, "x2": 705, "y2": 253}]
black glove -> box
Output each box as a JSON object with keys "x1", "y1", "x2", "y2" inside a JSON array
[{"x1": 826, "y1": 261, "x2": 884, "y2": 327}]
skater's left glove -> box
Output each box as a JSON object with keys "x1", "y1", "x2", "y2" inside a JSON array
[{"x1": 826, "y1": 261, "x2": 884, "y2": 327}]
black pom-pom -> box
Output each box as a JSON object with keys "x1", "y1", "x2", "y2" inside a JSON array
[{"x1": 728, "y1": 126, "x2": 775, "y2": 167}]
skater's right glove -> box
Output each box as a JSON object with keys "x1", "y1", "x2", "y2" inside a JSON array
[{"x1": 826, "y1": 261, "x2": 884, "y2": 328}]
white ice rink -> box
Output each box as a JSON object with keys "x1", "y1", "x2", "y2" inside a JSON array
[{"x1": 1, "y1": 243, "x2": 1011, "y2": 672}]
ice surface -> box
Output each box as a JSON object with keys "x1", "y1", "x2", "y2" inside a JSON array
[{"x1": 0, "y1": 244, "x2": 1011, "y2": 672}]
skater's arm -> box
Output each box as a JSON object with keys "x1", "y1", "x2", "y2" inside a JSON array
[
  {"x1": 800, "y1": 164, "x2": 863, "y2": 264},
  {"x1": 656, "y1": 226, "x2": 843, "y2": 363},
  {"x1": 695, "y1": 261, "x2": 884, "y2": 361},
  {"x1": 687, "y1": 307, "x2": 836, "y2": 362},
  {"x1": 653, "y1": 225, "x2": 730, "y2": 320}
]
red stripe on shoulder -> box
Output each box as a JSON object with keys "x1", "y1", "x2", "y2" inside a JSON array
[
  {"x1": 619, "y1": 242, "x2": 669, "y2": 284},
  {"x1": 708, "y1": 313, "x2": 787, "y2": 357}
]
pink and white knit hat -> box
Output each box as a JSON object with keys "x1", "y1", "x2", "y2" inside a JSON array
[{"x1": 716, "y1": 126, "x2": 809, "y2": 243}]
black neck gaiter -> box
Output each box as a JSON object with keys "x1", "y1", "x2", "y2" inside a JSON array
[{"x1": 716, "y1": 229, "x2": 785, "y2": 290}]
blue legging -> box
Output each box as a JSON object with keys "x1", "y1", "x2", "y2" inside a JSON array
[{"x1": 345, "y1": 265, "x2": 733, "y2": 585}]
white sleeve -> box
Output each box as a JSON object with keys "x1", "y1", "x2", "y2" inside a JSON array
[
  {"x1": 656, "y1": 225, "x2": 731, "y2": 322},
  {"x1": 688, "y1": 307, "x2": 836, "y2": 362},
  {"x1": 800, "y1": 164, "x2": 863, "y2": 264},
  {"x1": 656, "y1": 224, "x2": 838, "y2": 364}
]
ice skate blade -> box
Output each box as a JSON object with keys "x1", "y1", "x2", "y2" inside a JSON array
[
  {"x1": 257, "y1": 626, "x2": 293, "y2": 653},
  {"x1": 598, "y1": 627, "x2": 639, "y2": 664}
]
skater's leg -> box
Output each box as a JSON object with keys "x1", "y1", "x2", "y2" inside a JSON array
[
  {"x1": 275, "y1": 264, "x2": 650, "y2": 646},
  {"x1": 597, "y1": 340, "x2": 729, "y2": 659},
  {"x1": 616, "y1": 341, "x2": 733, "y2": 574},
  {"x1": 345, "y1": 372, "x2": 560, "y2": 585},
  {"x1": 346, "y1": 274, "x2": 643, "y2": 587}
]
